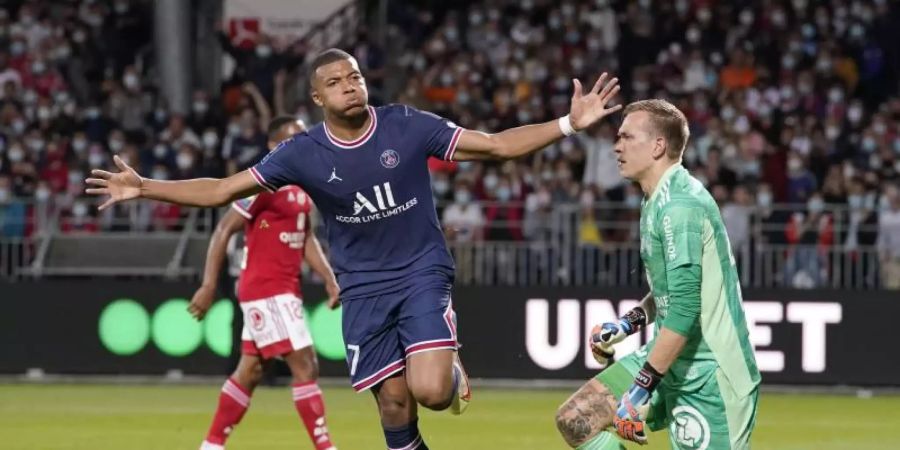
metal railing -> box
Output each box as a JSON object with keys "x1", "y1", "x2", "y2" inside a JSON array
[
  {"x1": 449, "y1": 241, "x2": 884, "y2": 290},
  {"x1": 0, "y1": 237, "x2": 34, "y2": 280},
  {"x1": 3, "y1": 198, "x2": 895, "y2": 289}
]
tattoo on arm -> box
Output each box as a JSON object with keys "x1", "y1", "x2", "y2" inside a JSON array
[{"x1": 555, "y1": 382, "x2": 618, "y2": 447}]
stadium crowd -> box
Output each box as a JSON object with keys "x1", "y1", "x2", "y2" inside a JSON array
[{"x1": 0, "y1": 0, "x2": 899, "y2": 286}]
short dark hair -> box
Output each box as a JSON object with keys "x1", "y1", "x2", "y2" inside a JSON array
[
  {"x1": 623, "y1": 99, "x2": 690, "y2": 159},
  {"x1": 267, "y1": 116, "x2": 302, "y2": 141},
  {"x1": 307, "y1": 48, "x2": 354, "y2": 84}
]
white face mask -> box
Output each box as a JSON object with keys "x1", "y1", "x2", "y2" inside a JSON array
[
  {"x1": 433, "y1": 179, "x2": 449, "y2": 195},
  {"x1": 123, "y1": 74, "x2": 139, "y2": 90},
  {"x1": 108, "y1": 139, "x2": 124, "y2": 152},
  {"x1": 0, "y1": 189, "x2": 10, "y2": 203},
  {"x1": 88, "y1": 152, "x2": 104, "y2": 167},
  {"x1": 154, "y1": 144, "x2": 168, "y2": 159},
  {"x1": 35, "y1": 187, "x2": 50, "y2": 202},
  {"x1": 72, "y1": 203, "x2": 88, "y2": 217},
  {"x1": 255, "y1": 45, "x2": 272, "y2": 58},
  {"x1": 72, "y1": 138, "x2": 88, "y2": 153},
  {"x1": 483, "y1": 173, "x2": 499, "y2": 190},
  {"x1": 193, "y1": 101, "x2": 209, "y2": 114},
  {"x1": 8, "y1": 147, "x2": 24, "y2": 162},
  {"x1": 176, "y1": 154, "x2": 194, "y2": 170},
  {"x1": 808, "y1": 198, "x2": 825, "y2": 214},
  {"x1": 202, "y1": 132, "x2": 218, "y2": 148}
]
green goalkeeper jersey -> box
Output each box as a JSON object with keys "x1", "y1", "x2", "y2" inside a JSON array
[{"x1": 639, "y1": 164, "x2": 760, "y2": 396}]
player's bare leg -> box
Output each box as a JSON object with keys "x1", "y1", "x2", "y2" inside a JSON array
[
  {"x1": 555, "y1": 379, "x2": 624, "y2": 449},
  {"x1": 283, "y1": 346, "x2": 319, "y2": 384},
  {"x1": 373, "y1": 373, "x2": 428, "y2": 449},
  {"x1": 405, "y1": 348, "x2": 470, "y2": 414},
  {"x1": 200, "y1": 355, "x2": 269, "y2": 450},
  {"x1": 283, "y1": 347, "x2": 337, "y2": 450},
  {"x1": 231, "y1": 354, "x2": 270, "y2": 391}
]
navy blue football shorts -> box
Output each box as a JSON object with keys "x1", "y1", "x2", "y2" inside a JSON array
[{"x1": 342, "y1": 273, "x2": 458, "y2": 392}]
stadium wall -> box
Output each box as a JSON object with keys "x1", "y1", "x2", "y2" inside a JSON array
[{"x1": 0, "y1": 282, "x2": 891, "y2": 386}]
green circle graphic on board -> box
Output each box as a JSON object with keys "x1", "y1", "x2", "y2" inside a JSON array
[
  {"x1": 204, "y1": 300, "x2": 234, "y2": 357},
  {"x1": 98, "y1": 299, "x2": 150, "y2": 355},
  {"x1": 152, "y1": 299, "x2": 203, "y2": 357},
  {"x1": 308, "y1": 302, "x2": 345, "y2": 360}
]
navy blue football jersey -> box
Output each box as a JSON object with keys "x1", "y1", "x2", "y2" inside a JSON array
[{"x1": 250, "y1": 105, "x2": 462, "y2": 299}]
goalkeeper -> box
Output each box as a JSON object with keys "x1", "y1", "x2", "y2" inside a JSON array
[{"x1": 555, "y1": 100, "x2": 760, "y2": 449}]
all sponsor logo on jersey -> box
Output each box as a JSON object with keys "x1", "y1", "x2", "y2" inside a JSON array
[
  {"x1": 337, "y1": 182, "x2": 418, "y2": 224},
  {"x1": 380, "y1": 149, "x2": 400, "y2": 168}
]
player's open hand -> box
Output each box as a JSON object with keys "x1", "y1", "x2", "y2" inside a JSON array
[
  {"x1": 325, "y1": 281, "x2": 341, "y2": 310},
  {"x1": 85, "y1": 155, "x2": 143, "y2": 211},
  {"x1": 188, "y1": 285, "x2": 216, "y2": 320},
  {"x1": 568, "y1": 73, "x2": 622, "y2": 132}
]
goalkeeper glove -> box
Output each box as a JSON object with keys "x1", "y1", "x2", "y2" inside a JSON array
[
  {"x1": 614, "y1": 362, "x2": 663, "y2": 445},
  {"x1": 595, "y1": 306, "x2": 648, "y2": 346},
  {"x1": 588, "y1": 326, "x2": 616, "y2": 367}
]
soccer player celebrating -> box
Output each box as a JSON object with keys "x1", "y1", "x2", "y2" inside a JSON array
[
  {"x1": 555, "y1": 100, "x2": 760, "y2": 449},
  {"x1": 190, "y1": 117, "x2": 340, "y2": 450},
  {"x1": 86, "y1": 48, "x2": 621, "y2": 450}
]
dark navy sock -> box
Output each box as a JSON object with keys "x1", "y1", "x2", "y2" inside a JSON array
[{"x1": 383, "y1": 418, "x2": 428, "y2": 450}]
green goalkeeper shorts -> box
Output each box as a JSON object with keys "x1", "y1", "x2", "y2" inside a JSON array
[{"x1": 596, "y1": 350, "x2": 759, "y2": 449}]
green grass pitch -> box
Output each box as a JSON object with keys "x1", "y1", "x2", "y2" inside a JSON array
[{"x1": 1, "y1": 384, "x2": 898, "y2": 449}]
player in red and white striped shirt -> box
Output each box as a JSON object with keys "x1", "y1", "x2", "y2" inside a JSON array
[{"x1": 188, "y1": 117, "x2": 340, "y2": 450}]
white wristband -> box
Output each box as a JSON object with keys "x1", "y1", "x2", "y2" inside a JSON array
[{"x1": 558, "y1": 115, "x2": 577, "y2": 137}]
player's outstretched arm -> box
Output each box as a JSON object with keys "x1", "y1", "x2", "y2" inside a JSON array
[
  {"x1": 188, "y1": 209, "x2": 246, "y2": 320},
  {"x1": 85, "y1": 155, "x2": 262, "y2": 210},
  {"x1": 452, "y1": 73, "x2": 621, "y2": 161}
]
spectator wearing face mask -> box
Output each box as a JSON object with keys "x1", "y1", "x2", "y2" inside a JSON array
[
  {"x1": 60, "y1": 200, "x2": 98, "y2": 234},
  {"x1": 483, "y1": 176, "x2": 523, "y2": 241},
  {"x1": 784, "y1": 193, "x2": 834, "y2": 288},
  {"x1": 173, "y1": 144, "x2": 200, "y2": 179},
  {"x1": 442, "y1": 181, "x2": 484, "y2": 243},
  {"x1": 107, "y1": 66, "x2": 150, "y2": 134},
  {"x1": 159, "y1": 114, "x2": 201, "y2": 151},
  {"x1": 786, "y1": 153, "x2": 817, "y2": 203},
  {"x1": 217, "y1": 29, "x2": 283, "y2": 104},
  {"x1": 223, "y1": 110, "x2": 267, "y2": 175},
  {"x1": 81, "y1": 104, "x2": 116, "y2": 143},
  {"x1": 578, "y1": 123, "x2": 623, "y2": 200},
  {"x1": 22, "y1": 57, "x2": 65, "y2": 97},
  {"x1": 577, "y1": 188, "x2": 602, "y2": 247},
  {"x1": 0, "y1": 174, "x2": 25, "y2": 237},
  {"x1": 722, "y1": 185, "x2": 753, "y2": 258},
  {"x1": 7, "y1": 140, "x2": 36, "y2": 192},
  {"x1": 877, "y1": 184, "x2": 900, "y2": 289},
  {"x1": 30, "y1": 180, "x2": 56, "y2": 236},
  {"x1": 198, "y1": 127, "x2": 224, "y2": 177},
  {"x1": 523, "y1": 184, "x2": 553, "y2": 243},
  {"x1": 188, "y1": 90, "x2": 221, "y2": 133}
]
